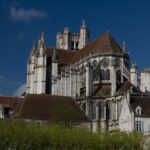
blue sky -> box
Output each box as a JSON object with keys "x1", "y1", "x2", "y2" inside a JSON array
[{"x1": 0, "y1": 0, "x2": 150, "y2": 96}]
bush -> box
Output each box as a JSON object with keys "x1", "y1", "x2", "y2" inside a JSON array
[{"x1": 0, "y1": 119, "x2": 146, "y2": 150}]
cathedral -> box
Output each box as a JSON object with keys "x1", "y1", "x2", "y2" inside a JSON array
[{"x1": 1, "y1": 20, "x2": 150, "y2": 133}]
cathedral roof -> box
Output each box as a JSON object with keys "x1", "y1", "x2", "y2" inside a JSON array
[
  {"x1": 46, "y1": 48, "x2": 75, "y2": 65},
  {"x1": 72, "y1": 32, "x2": 125, "y2": 63},
  {"x1": 12, "y1": 94, "x2": 89, "y2": 123},
  {"x1": 45, "y1": 32, "x2": 127, "y2": 65}
]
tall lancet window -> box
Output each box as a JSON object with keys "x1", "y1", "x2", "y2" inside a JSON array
[
  {"x1": 116, "y1": 69, "x2": 121, "y2": 81},
  {"x1": 80, "y1": 65, "x2": 86, "y2": 88},
  {"x1": 114, "y1": 58, "x2": 121, "y2": 81},
  {"x1": 92, "y1": 60, "x2": 100, "y2": 83},
  {"x1": 100, "y1": 58, "x2": 110, "y2": 81}
]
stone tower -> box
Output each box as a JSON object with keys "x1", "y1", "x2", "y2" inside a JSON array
[
  {"x1": 130, "y1": 64, "x2": 138, "y2": 87},
  {"x1": 56, "y1": 20, "x2": 89, "y2": 50},
  {"x1": 79, "y1": 20, "x2": 89, "y2": 49},
  {"x1": 26, "y1": 32, "x2": 47, "y2": 94}
]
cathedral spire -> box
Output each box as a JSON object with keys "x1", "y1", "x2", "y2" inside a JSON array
[
  {"x1": 81, "y1": 20, "x2": 86, "y2": 28},
  {"x1": 32, "y1": 40, "x2": 36, "y2": 51},
  {"x1": 122, "y1": 41, "x2": 128, "y2": 53},
  {"x1": 41, "y1": 31, "x2": 45, "y2": 42},
  {"x1": 38, "y1": 32, "x2": 46, "y2": 49}
]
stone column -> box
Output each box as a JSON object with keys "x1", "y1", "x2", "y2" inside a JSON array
[
  {"x1": 103, "y1": 101, "x2": 108, "y2": 130},
  {"x1": 85, "y1": 62, "x2": 92, "y2": 97},
  {"x1": 95, "y1": 101, "x2": 100, "y2": 131},
  {"x1": 111, "y1": 59, "x2": 116, "y2": 96},
  {"x1": 76, "y1": 69, "x2": 81, "y2": 97},
  {"x1": 86, "y1": 99, "x2": 90, "y2": 117},
  {"x1": 85, "y1": 62, "x2": 92, "y2": 119}
]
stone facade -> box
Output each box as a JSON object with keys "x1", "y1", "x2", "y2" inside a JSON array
[{"x1": 26, "y1": 21, "x2": 150, "y2": 133}]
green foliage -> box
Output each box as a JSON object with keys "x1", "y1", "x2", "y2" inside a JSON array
[{"x1": 0, "y1": 119, "x2": 146, "y2": 150}]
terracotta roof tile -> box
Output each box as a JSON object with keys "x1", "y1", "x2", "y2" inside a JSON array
[
  {"x1": 0, "y1": 96, "x2": 22, "y2": 109},
  {"x1": 45, "y1": 48, "x2": 75, "y2": 65},
  {"x1": 45, "y1": 32, "x2": 126, "y2": 65},
  {"x1": 130, "y1": 96, "x2": 150, "y2": 117},
  {"x1": 12, "y1": 94, "x2": 89, "y2": 123},
  {"x1": 72, "y1": 32, "x2": 124, "y2": 63}
]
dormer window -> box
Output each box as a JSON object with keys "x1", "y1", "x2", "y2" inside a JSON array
[{"x1": 135, "y1": 106, "x2": 142, "y2": 115}]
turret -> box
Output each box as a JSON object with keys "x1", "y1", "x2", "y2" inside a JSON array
[
  {"x1": 130, "y1": 64, "x2": 138, "y2": 87},
  {"x1": 38, "y1": 32, "x2": 46, "y2": 53},
  {"x1": 26, "y1": 41, "x2": 36, "y2": 94},
  {"x1": 63, "y1": 27, "x2": 69, "y2": 49},
  {"x1": 34, "y1": 32, "x2": 47, "y2": 94},
  {"x1": 79, "y1": 20, "x2": 89, "y2": 49},
  {"x1": 56, "y1": 32, "x2": 63, "y2": 49}
]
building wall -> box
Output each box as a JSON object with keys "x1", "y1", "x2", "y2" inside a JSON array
[
  {"x1": 135, "y1": 117, "x2": 150, "y2": 135},
  {"x1": 119, "y1": 95, "x2": 134, "y2": 132},
  {"x1": 140, "y1": 72, "x2": 150, "y2": 92}
]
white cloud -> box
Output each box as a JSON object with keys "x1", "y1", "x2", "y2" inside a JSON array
[
  {"x1": 13, "y1": 83, "x2": 26, "y2": 96},
  {"x1": 10, "y1": 7, "x2": 47, "y2": 22}
]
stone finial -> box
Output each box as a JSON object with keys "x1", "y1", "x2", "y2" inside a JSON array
[
  {"x1": 64, "y1": 27, "x2": 69, "y2": 34},
  {"x1": 32, "y1": 40, "x2": 36, "y2": 50},
  {"x1": 41, "y1": 31, "x2": 45, "y2": 42},
  {"x1": 81, "y1": 20, "x2": 86, "y2": 28},
  {"x1": 38, "y1": 32, "x2": 46, "y2": 49},
  {"x1": 131, "y1": 63, "x2": 137, "y2": 69},
  {"x1": 122, "y1": 41, "x2": 128, "y2": 53}
]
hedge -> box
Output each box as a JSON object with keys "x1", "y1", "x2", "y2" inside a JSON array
[{"x1": 0, "y1": 119, "x2": 147, "y2": 150}]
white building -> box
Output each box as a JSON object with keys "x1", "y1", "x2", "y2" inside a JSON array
[{"x1": 24, "y1": 20, "x2": 150, "y2": 133}]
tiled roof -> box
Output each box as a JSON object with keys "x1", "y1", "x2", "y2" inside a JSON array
[
  {"x1": 12, "y1": 94, "x2": 89, "y2": 123},
  {"x1": 72, "y1": 32, "x2": 124, "y2": 63},
  {"x1": 130, "y1": 96, "x2": 150, "y2": 117},
  {"x1": 0, "y1": 96, "x2": 22, "y2": 109},
  {"x1": 45, "y1": 48, "x2": 75, "y2": 65},
  {"x1": 116, "y1": 81, "x2": 142, "y2": 95},
  {"x1": 46, "y1": 32, "x2": 126, "y2": 65},
  {"x1": 80, "y1": 83, "x2": 111, "y2": 98}
]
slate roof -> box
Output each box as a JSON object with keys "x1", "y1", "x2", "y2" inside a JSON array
[
  {"x1": 12, "y1": 94, "x2": 89, "y2": 123},
  {"x1": 45, "y1": 32, "x2": 127, "y2": 65},
  {"x1": 130, "y1": 96, "x2": 150, "y2": 117}
]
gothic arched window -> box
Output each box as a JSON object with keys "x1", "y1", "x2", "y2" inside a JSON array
[
  {"x1": 116, "y1": 69, "x2": 121, "y2": 81},
  {"x1": 106, "y1": 69, "x2": 110, "y2": 80},
  {"x1": 100, "y1": 69, "x2": 110, "y2": 80},
  {"x1": 100, "y1": 58, "x2": 110, "y2": 81},
  {"x1": 80, "y1": 65, "x2": 86, "y2": 88},
  {"x1": 92, "y1": 60, "x2": 100, "y2": 83}
]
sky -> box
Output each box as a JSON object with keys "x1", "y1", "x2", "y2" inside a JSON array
[{"x1": 0, "y1": 0, "x2": 150, "y2": 96}]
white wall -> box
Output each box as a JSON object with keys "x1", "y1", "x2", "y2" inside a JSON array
[
  {"x1": 119, "y1": 96, "x2": 134, "y2": 132},
  {"x1": 135, "y1": 117, "x2": 150, "y2": 135},
  {"x1": 140, "y1": 72, "x2": 150, "y2": 92}
]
